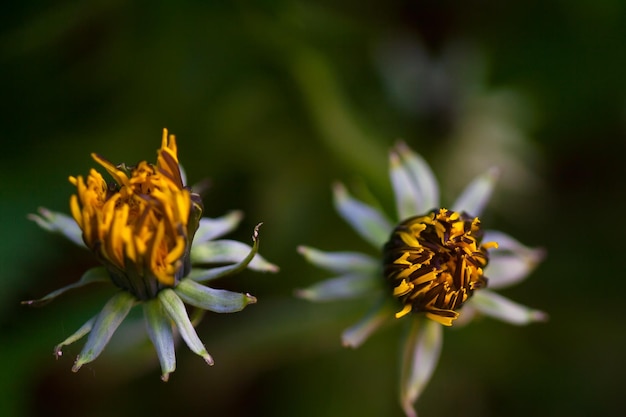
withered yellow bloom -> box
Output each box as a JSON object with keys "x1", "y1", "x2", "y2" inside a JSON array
[
  {"x1": 68, "y1": 131, "x2": 199, "y2": 298},
  {"x1": 27, "y1": 129, "x2": 278, "y2": 381}
]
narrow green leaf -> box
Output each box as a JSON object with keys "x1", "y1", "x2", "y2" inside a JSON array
[
  {"x1": 22, "y1": 267, "x2": 110, "y2": 306},
  {"x1": 400, "y1": 318, "x2": 443, "y2": 417},
  {"x1": 451, "y1": 167, "x2": 499, "y2": 217},
  {"x1": 482, "y1": 230, "x2": 545, "y2": 289},
  {"x1": 158, "y1": 288, "x2": 214, "y2": 365},
  {"x1": 296, "y1": 273, "x2": 379, "y2": 302},
  {"x1": 191, "y1": 240, "x2": 278, "y2": 272},
  {"x1": 189, "y1": 223, "x2": 274, "y2": 283},
  {"x1": 333, "y1": 182, "x2": 392, "y2": 249},
  {"x1": 470, "y1": 290, "x2": 547, "y2": 325},
  {"x1": 53, "y1": 316, "x2": 96, "y2": 359},
  {"x1": 28, "y1": 207, "x2": 85, "y2": 247},
  {"x1": 72, "y1": 292, "x2": 136, "y2": 372},
  {"x1": 144, "y1": 300, "x2": 176, "y2": 381},
  {"x1": 175, "y1": 279, "x2": 256, "y2": 313},
  {"x1": 393, "y1": 141, "x2": 440, "y2": 216},
  {"x1": 297, "y1": 246, "x2": 379, "y2": 274},
  {"x1": 341, "y1": 298, "x2": 393, "y2": 348},
  {"x1": 192, "y1": 211, "x2": 244, "y2": 244}
]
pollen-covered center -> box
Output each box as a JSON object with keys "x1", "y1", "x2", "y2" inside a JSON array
[{"x1": 383, "y1": 208, "x2": 497, "y2": 326}]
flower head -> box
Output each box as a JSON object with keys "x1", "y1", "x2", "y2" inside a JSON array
[
  {"x1": 384, "y1": 208, "x2": 495, "y2": 326},
  {"x1": 26, "y1": 129, "x2": 278, "y2": 381},
  {"x1": 297, "y1": 141, "x2": 545, "y2": 417}
]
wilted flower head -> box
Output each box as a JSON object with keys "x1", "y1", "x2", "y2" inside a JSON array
[
  {"x1": 26, "y1": 129, "x2": 278, "y2": 381},
  {"x1": 297, "y1": 141, "x2": 545, "y2": 417}
]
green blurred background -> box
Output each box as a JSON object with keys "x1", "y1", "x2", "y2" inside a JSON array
[{"x1": 1, "y1": 1, "x2": 624, "y2": 416}]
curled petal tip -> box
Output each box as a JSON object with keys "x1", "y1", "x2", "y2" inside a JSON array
[
  {"x1": 71, "y1": 359, "x2": 82, "y2": 373},
  {"x1": 161, "y1": 373, "x2": 170, "y2": 382},
  {"x1": 245, "y1": 293, "x2": 258, "y2": 304},
  {"x1": 332, "y1": 182, "x2": 346, "y2": 194},
  {"x1": 389, "y1": 150, "x2": 401, "y2": 166},
  {"x1": 53, "y1": 347, "x2": 63, "y2": 359},
  {"x1": 252, "y1": 222, "x2": 263, "y2": 240},
  {"x1": 205, "y1": 356, "x2": 215, "y2": 366},
  {"x1": 532, "y1": 310, "x2": 549, "y2": 322},
  {"x1": 393, "y1": 139, "x2": 409, "y2": 152},
  {"x1": 487, "y1": 166, "x2": 501, "y2": 178},
  {"x1": 532, "y1": 247, "x2": 548, "y2": 263},
  {"x1": 293, "y1": 288, "x2": 309, "y2": 300}
]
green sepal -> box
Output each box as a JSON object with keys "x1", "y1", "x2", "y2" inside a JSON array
[
  {"x1": 28, "y1": 207, "x2": 85, "y2": 247},
  {"x1": 157, "y1": 288, "x2": 214, "y2": 366},
  {"x1": 22, "y1": 267, "x2": 110, "y2": 306},
  {"x1": 341, "y1": 297, "x2": 393, "y2": 348},
  {"x1": 144, "y1": 299, "x2": 176, "y2": 381},
  {"x1": 72, "y1": 291, "x2": 136, "y2": 372},
  {"x1": 400, "y1": 317, "x2": 443, "y2": 417},
  {"x1": 193, "y1": 211, "x2": 244, "y2": 244},
  {"x1": 295, "y1": 273, "x2": 379, "y2": 302},
  {"x1": 175, "y1": 279, "x2": 257, "y2": 313},
  {"x1": 470, "y1": 290, "x2": 547, "y2": 325},
  {"x1": 53, "y1": 316, "x2": 96, "y2": 359},
  {"x1": 297, "y1": 245, "x2": 379, "y2": 274},
  {"x1": 482, "y1": 230, "x2": 546, "y2": 289},
  {"x1": 332, "y1": 182, "x2": 392, "y2": 249},
  {"x1": 189, "y1": 223, "x2": 272, "y2": 283},
  {"x1": 191, "y1": 240, "x2": 278, "y2": 272}
]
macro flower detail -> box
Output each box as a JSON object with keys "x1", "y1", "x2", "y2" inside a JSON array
[
  {"x1": 25, "y1": 129, "x2": 278, "y2": 381},
  {"x1": 297, "y1": 141, "x2": 546, "y2": 417},
  {"x1": 384, "y1": 208, "x2": 496, "y2": 326}
]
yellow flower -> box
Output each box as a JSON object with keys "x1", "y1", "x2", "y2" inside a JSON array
[
  {"x1": 26, "y1": 129, "x2": 278, "y2": 381},
  {"x1": 384, "y1": 208, "x2": 497, "y2": 326},
  {"x1": 68, "y1": 130, "x2": 197, "y2": 297}
]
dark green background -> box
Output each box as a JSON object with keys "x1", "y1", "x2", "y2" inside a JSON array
[{"x1": 1, "y1": 1, "x2": 624, "y2": 416}]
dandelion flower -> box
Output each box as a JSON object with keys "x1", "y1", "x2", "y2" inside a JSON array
[
  {"x1": 297, "y1": 141, "x2": 545, "y2": 416},
  {"x1": 26, "y1": 129, "x2": 278, "y2": 381}
]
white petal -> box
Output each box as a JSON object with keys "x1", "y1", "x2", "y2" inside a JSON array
[
  {"x1": 297, "y1": 245, "x2": 379, "y2": 274},
  {"x1": 470, "y1": 290, "x2": 547, "y2": 325},
  {"x1": 333, "y1": 182, "x2": 393, "y2": 248},
  {"x1": 400, "y1": 318, "x2": 443, "y2": 417},
  {"x1": 295, "y1": 273, "x2": 379, "y2": 302},
  {"x1": 391, "y1": 141, "x2": 439, "y2": 218},
  {"x1": 451, "y1": 167, "x2": 499, "y2": 216}
]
